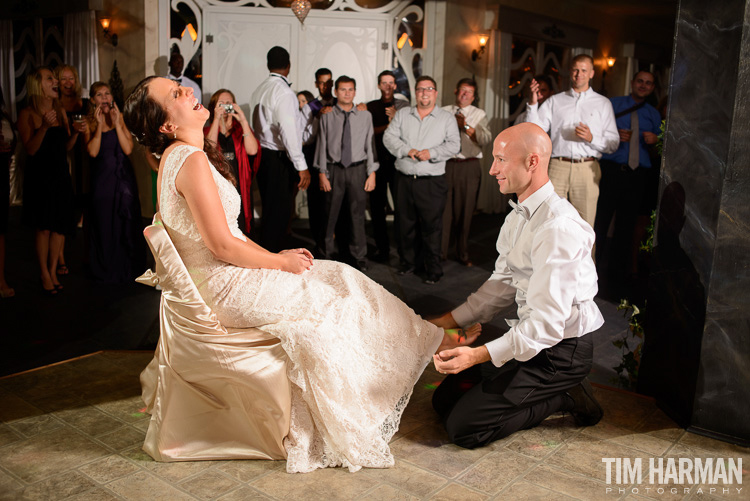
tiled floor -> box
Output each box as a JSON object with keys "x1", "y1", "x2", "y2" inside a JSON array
[{"x1": 1, "y1": 352, "x2": 747, "y2": 500}]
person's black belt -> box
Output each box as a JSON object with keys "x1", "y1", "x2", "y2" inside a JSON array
[
  {"x1": 553, "y1": 156, "x2": 597, "y2": 163},
  {"x1": 449, "y1": 157, "x2": 480, "y2": 163},
  {"x1": 330, "y1": 160, "x2": 366, "y2": 168},
  {"x1": 397, "y1": 171, "x2": 441, "y2": 179}
]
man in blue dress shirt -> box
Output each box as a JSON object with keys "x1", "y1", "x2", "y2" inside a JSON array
[{"x1": 594, "y1": 71, "x2": 662, "y2": 292}]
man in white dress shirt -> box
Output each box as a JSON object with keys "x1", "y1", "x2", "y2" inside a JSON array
[
  {"x1": 441, "y1": 78, "x2": 492, "y2": 266},
  {"x1": 166, "y1": 52, "x2": 201, "y2": 104},
  {"x1": 251, "y1": 46, "x2": 311, "y2": 252},
  {"x1": 524, "y1": 54, "x2": 619, "y2": 226},
  {"x1": 429, "y1": 123, "x2": 604, "y2": 448}
]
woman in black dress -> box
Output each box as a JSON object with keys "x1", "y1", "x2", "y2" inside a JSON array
[{"x1": 17, "y1": 67, "x2": 79, "y2": 295}]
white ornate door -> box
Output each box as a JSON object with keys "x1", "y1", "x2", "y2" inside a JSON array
[{"x1": 202, "y1": 8, "x2": 391, "y2": 109}]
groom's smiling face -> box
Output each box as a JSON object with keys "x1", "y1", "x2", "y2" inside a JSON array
[{"x1": 490, "y1": 133, "x2": 532, "y2": 199}]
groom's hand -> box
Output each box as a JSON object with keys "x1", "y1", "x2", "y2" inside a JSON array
[{"x1": 433, "y1": 346, "x2": 490, "y2": 375}]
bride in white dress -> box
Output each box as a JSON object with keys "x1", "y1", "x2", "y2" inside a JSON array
[{"x1": 123, "y1": 77, "x2": 479, "y2": 473}]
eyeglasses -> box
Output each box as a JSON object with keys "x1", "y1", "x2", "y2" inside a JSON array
[{"x1": 415, "y1": 87, "x2": 436, "y2": 93}]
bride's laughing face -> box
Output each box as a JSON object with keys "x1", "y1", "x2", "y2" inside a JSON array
[{"x1": 149, "y1": 77, "x2": 208, "y2": 133}]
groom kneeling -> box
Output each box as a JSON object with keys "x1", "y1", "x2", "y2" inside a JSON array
[{"x1": 429, "y1": 123, "x2": 604, "y2": 448}]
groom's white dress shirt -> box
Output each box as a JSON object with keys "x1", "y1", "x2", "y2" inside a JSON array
[{"x1": 451, "y1": 181, "x2": 604, "y2": 366}]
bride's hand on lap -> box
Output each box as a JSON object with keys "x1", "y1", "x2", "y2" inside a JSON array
[{"x1": 279, "y1": 249, "x2": 313, "y2": 274}]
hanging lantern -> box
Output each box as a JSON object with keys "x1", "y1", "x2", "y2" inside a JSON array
[{"x1": 291, "y1": 0, "x2": 312, "y2": 25}]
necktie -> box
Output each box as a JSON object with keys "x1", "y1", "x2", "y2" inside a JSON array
[
  {"x1": 628, "y1": 111, "x2": 639, "y2": 169},
  {"x1": 341, "y1": 111, "x2": 352, "y2": 167}
]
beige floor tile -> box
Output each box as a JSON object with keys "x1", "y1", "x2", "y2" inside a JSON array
[
  {"x1": 407, "y1": 439, "x2": 492, "y2": 478},
  {"x1": 216, "y1": 460, "x2": 285, "y2": 482},
  {"x1": 358, "y1": 483, "x2": 420, "y2": 500},
  {"x1": 216, "y1": 486, "x2": 273, "y2": 500},
  {"x1": 633, "y1": 408, "x2": 685, "y2": 442},
  {"x1": 547, "y1": 433, "x2": 650, "y2": 480},
  {"x1": 96, "y1": 426, "x2": 146, "y2": 452},
  {"x1": 456, "y1": 449, "x2": 538, "y2": 495},
  {"x1": 0, "y1": 364, "x2": 78, "y2": 399},
  {"x1": 121, "y1": 446, "x2": 216, "y2": 483},
  {"x1": 8, "y1": 414, "x2": 64, "y2": 438},
  {"x1": 252, "y1": 466, "x2": 378, "y2": 500},
  {"x1": 66, "y1": 487, "x2": 122, "y2": 501},
  {"x1": 523, "y1": 464, "x2": 610, "y2": 501},
  {"x1": 78, "y1": 454, "x2": 141, "y2": 483},
  {"x1": 0, "y1": 392, "x2": 43, "y2": 424},
  {"x1": 505, "y1": 419, "x2": 581, "y2": 460},
  {"x1": 0, "y1": 428, "x2": 109, "y2": 483},
  {"x1": 389, "y1": 424, "x2": 451, "y2": 459},
  {"x1": 93, "y1": 395, "x2": 151, "y2": 424},
  {"x1": 581, "y1": 422, "x2": 674, "y2": 456},
  {"x1": 429, "y1": 482, "x2": 489, "y2": 500},
  {"x1": 0, "y1": 423, "x2": 22, "y2": 447},
  {"x1": 179, "y1": 470, "x2": 241, "y2": 500},
  {"x1": 677, "y1": 432, "x2": 750, "y2": 458},
  {"x1": 598, "y1": 389, "x2": 657, "y2": 431},
  {"x1": 16, "y1": 470, "x2": 98, "y2": 501},
  {"x1": 401, "y1": 393, "x2": 442, "y2": 425},
  {"x1": 54, "y1": 406, "x2": 125, "y2": 437},
  {"x1": 0, "y1": 469, "x2": 23, "y2": 499},
  {"x1": 495, "y1": 479, "x2": 578, "y2": 500},
  {"x1": 106, "y1": 470, "x2": 196, "y2": 500},
  {"x1": 361, "y1": 460, "x2": 447, "y2": 498}
]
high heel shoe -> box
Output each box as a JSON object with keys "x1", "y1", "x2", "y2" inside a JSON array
[{"x1": 41, "y1": 286, "x2": 58, "y2": 296}]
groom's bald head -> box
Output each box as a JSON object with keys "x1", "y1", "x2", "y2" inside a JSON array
[{"x1": 489, "y1": 123, "x2": 551, "y2": 201}]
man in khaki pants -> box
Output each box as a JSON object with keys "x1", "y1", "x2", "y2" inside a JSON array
[{"x1": 523, "y1": 54, "x2": 619, "y2": 226}]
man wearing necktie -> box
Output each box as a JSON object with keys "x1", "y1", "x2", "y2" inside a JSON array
[
  {"x1": 594, "y1": 71, "x2": 662, "y2": 295},
  {"x1": 428, "y1": 123, "x2": 605, "y2": 448},
  {"x1": 315, "y1": 76, "x2": 377, "y2": 271},
  {"x1": 165, "y1": 52, "x2": 202, "y2": 104}
]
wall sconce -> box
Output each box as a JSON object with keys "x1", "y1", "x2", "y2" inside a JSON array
[
  {"x1": 471, "y1": 34, "x2": 489, "y2": 61},
  {"x1": 607, "y1": 57, "x2": 616, "y2": 68},
  {"x1": 601, "y1": 56, "x2": 616, "y2": 94},
  {"x1": 100, "y1": 17, "x2": 118, "y2": 47}
]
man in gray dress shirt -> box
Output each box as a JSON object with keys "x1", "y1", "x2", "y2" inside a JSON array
[
  {"x1": 315, "y1": 76, "x2": 377, "y2": 270},
  {"x1": 383, "y1": 76, "x2": 461, "y2": 284}
]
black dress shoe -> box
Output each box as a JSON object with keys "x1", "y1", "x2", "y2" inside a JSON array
[
  {"x1": 397, "y1": 265, "x2": 415, "y2": 276},
  {"x1": 356, "y1": 260, "x2": 369, "y2": 272},
  {"x1": 423, "y1": 274, "x2": 441, "y2": 285},
  {"x1": 460, "y1": 259, "x2": 474, "y2": 267},
  {"x1": 566, "y1": 379, "x2": 603, "y2": 426}
]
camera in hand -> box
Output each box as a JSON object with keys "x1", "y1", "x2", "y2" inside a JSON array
[{"x1": 222, "y1": 104, "x2": 234, "y2": 113}]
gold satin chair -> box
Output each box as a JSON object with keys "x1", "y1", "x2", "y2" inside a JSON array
[{"x1": 137, "y1": 213, "x2": 291, "y2": 461}]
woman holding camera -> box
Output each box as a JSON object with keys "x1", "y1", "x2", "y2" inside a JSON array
[
  {"x1": 204, "y1": 89, "x2": 259, "y2": 235},
  {"x1": 84, "y1": 82, "x2": 144, "y2": 283}
]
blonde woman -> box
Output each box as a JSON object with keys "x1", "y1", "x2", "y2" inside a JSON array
[{"x1": 17, "y1": 67, "x2": 79, "y2": 294}]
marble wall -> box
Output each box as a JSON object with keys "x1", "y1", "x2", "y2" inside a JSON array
[{"x1": 638, "y1": 0, "x2": 750, "y2": 445}]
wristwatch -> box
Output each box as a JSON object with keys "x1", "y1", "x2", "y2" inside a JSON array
[{"x1": 464, "y1": 124, "x2": 470, "y2": 130}]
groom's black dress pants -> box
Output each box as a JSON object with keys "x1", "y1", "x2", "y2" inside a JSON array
[{"x1": 432, "y1": 335, "x2": 593, "y2": 449}]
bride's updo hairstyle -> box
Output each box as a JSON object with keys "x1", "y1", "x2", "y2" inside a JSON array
[{"x1": 124, "y1": 76, "x2": 235, "y2": 185}]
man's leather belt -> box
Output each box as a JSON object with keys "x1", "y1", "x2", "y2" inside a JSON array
[
  {"x1": 449, "y1": 157, "x2": 480, "y2": 163},
  {"x1": 554, "y1": 156, "x2": 597, "y2": 163},
  {"x1": 332, "y1": 160, "x2": 366, "y2": 168}
]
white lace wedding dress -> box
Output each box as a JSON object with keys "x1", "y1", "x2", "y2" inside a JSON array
[{"x1": 158, "y1": 145, "x2": 443, "y2": 473}]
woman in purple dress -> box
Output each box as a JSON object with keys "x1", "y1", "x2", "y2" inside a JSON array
[{"x1": 84, "y1": 82, "x2": 145, "y2": 282}]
